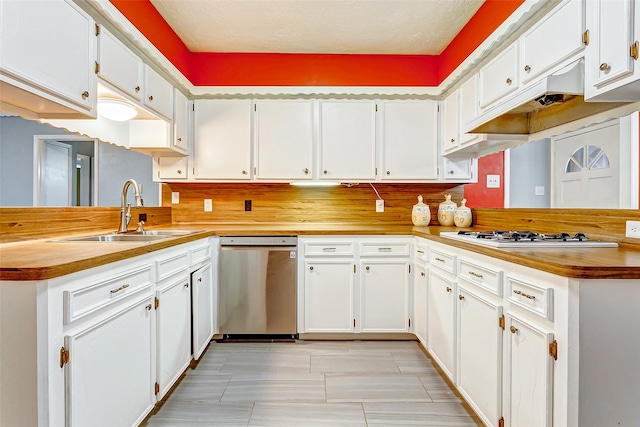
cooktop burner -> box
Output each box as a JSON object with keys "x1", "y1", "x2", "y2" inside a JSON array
[{"x1": 439, "y1": 230, "x2": 618, "y2": 248}]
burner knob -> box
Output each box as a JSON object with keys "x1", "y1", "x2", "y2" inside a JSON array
[{"x1": 574, "y1": 232, "x2": 587, "y2": 241}]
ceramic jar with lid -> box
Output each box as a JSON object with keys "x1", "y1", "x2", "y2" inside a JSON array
[
  {"x1": 437, "y1": 193, "x2": 457, "y2": 226},
  {"x1": 454, "y1": 198, "x2": 473, "y2": 227},
  {"x1": 411, "y1": 195, "x2": 431, "y2": 226}
]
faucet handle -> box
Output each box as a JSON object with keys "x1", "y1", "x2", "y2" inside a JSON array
[
  {"x1": 125, "y1": 203, "x2": 132, "y2": 226},
  {"x1": 136, "y1": 221, "x2": 145, "y2": 232}
]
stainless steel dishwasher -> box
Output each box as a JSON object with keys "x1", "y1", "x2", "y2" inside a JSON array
[{"x1": 218, "y1": 236, "x2": 298, "y2": 339}]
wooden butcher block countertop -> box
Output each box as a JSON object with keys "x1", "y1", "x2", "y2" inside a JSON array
[{"x1": 1, "y1": 223, "x2": 639, "y2": 281}]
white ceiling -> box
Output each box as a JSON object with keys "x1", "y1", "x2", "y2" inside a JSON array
[{"x1": 149, "y1": 0, "x2": 485, "y2": 55}]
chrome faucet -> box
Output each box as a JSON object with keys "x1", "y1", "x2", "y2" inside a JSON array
[{"x1": 118, "y1": 179, "x2": 144, "y2": 233}]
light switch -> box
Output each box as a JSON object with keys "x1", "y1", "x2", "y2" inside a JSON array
[
  {"x1": 204, "y1": 199, "x2": 212, "y2": 212},
  {"x1": 171, "y1": 192, "x2": 179, "y2": 204},
  {"x1": 535, "y1": 186, "x2": 545, "y2": 196}
]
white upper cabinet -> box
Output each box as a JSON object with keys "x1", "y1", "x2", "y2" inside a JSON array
[
  {"x1": 143, "y1": 65, "x2": 174, "y2": 120},
  {"x1": 380, "y1": 100, "x2": 438, "y2": 180},
  {"x1": 193, "y1": 99, "x2": 253, "y2": 180},
  {"x1": 319, "y1": 100, "x2": 377, "y2": 180},
  {"x1": 0, "y1": 0, "x2": 96, "y2": 118},
  {"x1": 585, "y1": 0, "x2": 640, "y2": 100},
  {"x1": 458, "y1": 76, "x2": 481, "y2": 146},
  {"x1": 520, "y1": 0, "x2": 585, "y2": 86},
  {"x1": 478, "y1": 42, "x2": 519, "y2": 110},
  {"x1": 255, "y1": 100, "x2": 314, "y2": 180},
  {"x1": 97, "y1": 26, "x2": 143, "y2": 101},
  {"x1": 442, "y1": 91, "x2": 460, "y2": 154},
  {"x1": 173, "y1": 89, "x2": 190, "y2": 153}
]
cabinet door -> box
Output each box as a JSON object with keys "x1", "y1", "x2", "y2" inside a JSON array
[
  {"x1": 427, "y1": 271, "x2": 456, "y2": 381},
  {"x1": 156, "y1": 276, "x2": 192, "y2": 399},
  {"x1": 0, "y1": 0, "x2": 95, "y2": 112},
  {"x1": 255, "y1": 99, "x2": 314, "y2": 180},
  {"x1": 586, "y1": 0, "x2": 636, "y2": 91},
  {"x1": 457, "y1": 287, "x2": 503, "y2": 427},
  {"x1": 65, "y1": 296, "x2": 155, "y2": 427},
  {"x1": 144, "y1": 65, "x2": 173, "y2": 119},
  {"x1": 520, "y1": 0, "x2": 584, "y2": 85},
  {"x1": 380, "y1": 100, "x2": 438, "y2": 180},
  {"x1": 192, "y1": 263, "x2": 214, "y2": 360},
  {"x1": 458, "y1": 76, "x2": 483, "y2": 146},
  {"x1": 193, "y1": 99, "x2": 252, "y2": 180},
  {"x1": 442, "y1": 92, "x2": 459, "y2": 153},
  {"x1": 506, "y1": 315, "x2": 554, "y2": 427},
  {"x1": 97, "y1": 26, "x2": 143, "y2": 101},
  {"x1": 304, "y1": 261, "x2": 355, "y2": 332},
  {"x1": 173, "y1": 89, "x2": 189, "y2": 153},
  {"x1": 360, "y1": 261, "x2": 409, "y2": 332},
  {"x1": 479, "y1": 42, "x2": 519, "y2": 110},
  {"x1": 319, "y1": 100, "x2": 376, "y2": 180},
  {"x1": 442, "y1": 158, "x2": 473, "y2": 181},
  {"x1": 156, "y1": 156, "x2": 188, "y2": 181},
  {"x1": 413, "y1": 263, "x2": 428, "y2": 346}
]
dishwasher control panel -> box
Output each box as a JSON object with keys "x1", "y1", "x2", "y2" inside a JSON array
[{"x1": 219, "y1": 236, "x2": 298, "y2": 246}]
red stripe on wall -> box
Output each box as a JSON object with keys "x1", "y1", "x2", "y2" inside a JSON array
[{"x1": 109, "y1": 0, "x2": 522, "y2": 86}]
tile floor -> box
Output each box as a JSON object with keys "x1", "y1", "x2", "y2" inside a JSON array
[{"x1": 143, "y1": 340, "x2": 483, "y2": 426}]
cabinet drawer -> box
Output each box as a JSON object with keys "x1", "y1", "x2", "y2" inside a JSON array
[
  {"x1": 507, "y1": 275, "x2": 554, "y2": 321},
  {"x1": 415, "y1": 242, "x2": 429, "y2": 263},
  {"x1": 429, "y1": 248, "x2": 457, "y2": 274},
  {"x1": 191, "y1": 242, "x2": 212, "y2": 266},
  {"x1": 458, "y1": 258, "x2": 503, "y2": 296},
  {"x1": 64, "y1": 265, "x2": 152, "y2": 323},
  {"x1": 156, "y1": 251, "x2": 189, "y2": 282},
  {"x1": 304, "y1": 241, "x2": 354, "y2": 256},
  {"x1": 360, "y1": 241, "x2": 411, "y2": 257}
]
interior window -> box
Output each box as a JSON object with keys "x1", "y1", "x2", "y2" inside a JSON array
[{"x1": 565, "y1": 145, "x2": 610, "y2": 173}]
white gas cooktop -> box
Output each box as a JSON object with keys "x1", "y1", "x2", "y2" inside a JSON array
[{"x1": 439, "y1": 231, "x2": 619, "y2": 248}]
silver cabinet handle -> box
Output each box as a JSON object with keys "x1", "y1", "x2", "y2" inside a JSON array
[
  {"x1": 434, "y1": 257, "x2": 445, "y2": 262},
  {"x1": 322, "y1": 247, "x2": 337, "y2": 252},
  {"x1": 468, "y1": 271, "x2": 483, "y2": 279},
  {"x1": 513, "y1": 289, "x2": 536, "y2": 300},
  {"x1": 377, "y1": 247, "x2": 392, "y2": 252}
]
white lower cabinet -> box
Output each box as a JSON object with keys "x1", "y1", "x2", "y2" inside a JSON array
[
  {"x1": 65, "y1": 295, "x2": 155, "y2": 427},
  {"x1": 192, "y1": 263, "x2": 215, "y2": 360},
  {"x1": 506, "y1": 314, "x2": 554, "y2": 427},
  {"x1": 155, "y1": 274, "x2": 192, "y2": 399},
  {"x1": 427, "y1": 270, "x2": 457, "y2": 381},
  {"x1": 304, "y1": 260, "x2": 355, "y2": 332},
  {"x1": 457, "y1": 284, "x2": 503, "y2": 427},
  {"x1": 412, "y1": 262, "x2": 428, "y2": 346},
  {"x1": 299, "y1": 236, "x2": 412, "y2": 334},
  {"x1": 360, "y1": 261, "x2": 410, "y2": 332}
]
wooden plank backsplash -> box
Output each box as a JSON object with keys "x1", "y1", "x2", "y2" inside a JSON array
[
  {"x1": 162, "y1": 183, "x2": 465, "y2": 225},
  {"x1": 0, "y1": 207, "x2": 172, "y2": 243}
]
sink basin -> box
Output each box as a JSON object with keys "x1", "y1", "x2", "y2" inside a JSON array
[{"x1": 51, "y1": 229, "x2": 203, "y2": 243}]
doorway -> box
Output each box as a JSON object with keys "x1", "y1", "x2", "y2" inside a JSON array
[{"x1": 33, "y1": 135, "x2": 98, "y2": 206}]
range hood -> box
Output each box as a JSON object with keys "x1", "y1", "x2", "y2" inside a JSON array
[{"x1": 466, "y1": 59, "x2": 631, "y2": 137}]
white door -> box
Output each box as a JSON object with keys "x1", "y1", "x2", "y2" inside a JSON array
[
  {"x1": 65, "y1": 297, "x2": 155, "y2": 427},
  {"x1": 304, "y1": 261, "x2": 355, "y2": 332},
  {"x1": 192, "y1": 263, "x2": 214, "y2": 360},
  {"x1": 359, "y1": 261, "x2": 409, "y2": 332},
  {"x1": 506, "y1": 315, "x2": 554, "y2": 427},
  {"x1": 156, "y1": 276, "x2": 192, "y2": 399},
  {"x1": 427, "y1": 270, "x2": 456, "y2": 381},
  {"x1": 40, "y1": 140, "x2": 73, "y2": 206},
  {"x1": 457, "y1": 286, "x2": 503, "y2": 427},
  {"x1": 552, "y1": 120, "x2": 622, "y2": 207}
]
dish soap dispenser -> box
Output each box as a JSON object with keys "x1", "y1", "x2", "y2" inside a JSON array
[
  {"x1": 437, "y1": 193, "x2": 456, "y2": 226},
  {"x1": 412, "y1": 195, "x2": 431, "y2": 226},
  {"x1": 454, "y1": 198, "x2": 473, "y2": 227}
]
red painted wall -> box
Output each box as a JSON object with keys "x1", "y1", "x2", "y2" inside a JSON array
[
  {"x1": 464, "y1": 152, "x2": 505, "y2": 208},
  {"x1": 109, "y1": 0, "x2": 524, "y2": 87}
]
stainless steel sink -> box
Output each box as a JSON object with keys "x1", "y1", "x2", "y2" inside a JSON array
[{"x1": 51, "y1": 230, "x2": 202, "y2": 243}]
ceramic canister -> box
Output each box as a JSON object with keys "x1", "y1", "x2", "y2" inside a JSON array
[
  {"x1": 437, "y1": 193, "x2": 457, "y2": 226},
  {"x1": 411, "y1": 195, "x2": 431, "y2": 226},
  {"x1": 454, "y1": 198, "x2": 473, "y2": 227}
]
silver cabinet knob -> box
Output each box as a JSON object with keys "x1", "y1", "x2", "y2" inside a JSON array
[
  {"x1": 599, "y1": 63, "x2": 610, "y2": 71},
  {"x1": 524, "y1": 65, "x2": 531, "y2": 73}
]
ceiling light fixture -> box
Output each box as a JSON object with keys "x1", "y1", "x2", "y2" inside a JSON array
[
  {"x1": 97, "y1": 99, "x2": 137, "y2": 121},
  {"x1": 289, "y1": 181, "x2": 341, "y2": 187}
]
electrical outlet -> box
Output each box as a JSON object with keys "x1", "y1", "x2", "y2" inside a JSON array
[
  {"x1": 244, "y1": 200, "x2": 252, "y2": 211},
  {"x1": 376, "y1": 199, "x2": 385, "y2": 212},
  {"x1": 626, "y1": 220, "x2": 640, "y2": 238},
  {"x1": 171, "y1": 192, "x2": 179, "y2": 204},
  {"x1": 138, "y1": 213, "x2": 147, "y2": 222},
  {"x1": 486, "y1": 174, "x2": 500, "y2": 188},
  {"x1": 204, "y1": 199, "x2": 212, "y2": 212}
]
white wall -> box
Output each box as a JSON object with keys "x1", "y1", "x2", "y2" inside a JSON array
[
  {"x1": 508, "y1": 138, "x2": 551, "y2": 208},
  {"x1": 0, "y1": 117, "x2": 159, "y2": 207}
]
